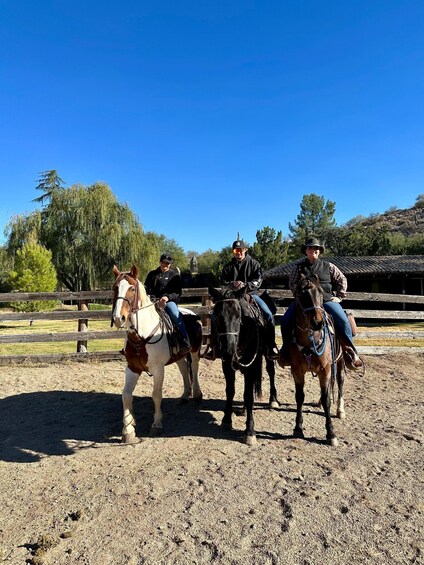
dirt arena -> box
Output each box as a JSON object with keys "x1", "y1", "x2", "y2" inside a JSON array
[{"x1": 1, "y1": 353, "x2": 423, "y2": 564}]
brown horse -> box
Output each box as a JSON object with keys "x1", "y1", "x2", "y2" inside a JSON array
[
  {"x1": 111, "y1": 265, "x2": 203, "y2": 443},
  {"x1": 281, "y1": 274, "x2": 345, "y2": 446}
]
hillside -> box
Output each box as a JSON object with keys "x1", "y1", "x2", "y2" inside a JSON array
[{"x1": 354, "y1": 205, "x2": 424, "y2": 236}]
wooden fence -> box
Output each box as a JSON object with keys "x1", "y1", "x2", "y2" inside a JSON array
[{"x1": 0, "y1": 288, "x2": 424, "y2": 365}]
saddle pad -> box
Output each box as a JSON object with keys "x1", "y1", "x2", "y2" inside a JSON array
[{"x1": 179, "y1": 306, "x2": 196, "y2": 316}]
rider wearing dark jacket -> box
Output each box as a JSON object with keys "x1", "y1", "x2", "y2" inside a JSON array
[
  {"x1": 209, "y1": 239, "x2": 278, "y2": 360},
  {"x1": 145, "y1": 254, "x2": 190, "y2": 354}
]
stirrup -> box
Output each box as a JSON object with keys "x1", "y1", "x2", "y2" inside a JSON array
[{"x1": 266, "y1": 345, "x2": 279, "y2": 361}]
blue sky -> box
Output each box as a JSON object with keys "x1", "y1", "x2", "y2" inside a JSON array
[{"x1": 1, "y1": 1, "x2": 423, "y2": 253}]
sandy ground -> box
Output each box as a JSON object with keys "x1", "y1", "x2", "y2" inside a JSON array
[{"x1": 0, "y1": 353, "x2": 423, "y2": 565}]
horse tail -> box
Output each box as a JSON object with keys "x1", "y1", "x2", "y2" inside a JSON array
[{"x1": 253, "y1": 357, "x2": 263, "y2": 400}]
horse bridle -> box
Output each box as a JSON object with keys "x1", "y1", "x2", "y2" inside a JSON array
[
  {"x1": 112, "y1": 275, "x2": 164, "y2": 343},
  {"x1": 214, "y1": 297, "x2": 260, "y2": 368}
]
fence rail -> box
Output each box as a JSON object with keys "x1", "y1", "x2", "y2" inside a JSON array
[{"x1": 1, "y1": 288, "x2": 423, "y2": 365}]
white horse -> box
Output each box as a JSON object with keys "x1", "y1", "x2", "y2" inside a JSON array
[{"x1": 112, "y1": 265, "x2": 203, "y2": 443}]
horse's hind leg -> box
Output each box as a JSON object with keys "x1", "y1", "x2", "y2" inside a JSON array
[
  {"x1": 122, "y1": 367, "x2": 140, "y2": 443},
  {"x1": 176, "y1": 355, "x2": 203, "y2": 403},
  {"x1": 243, "y1": 370, "x2": 257, "y2": 446},
  {"x1": 336, "y1": 360, "x2": 345, "y2": 419},
  {"x1": 150, "y1": 367, "x2": 165, "y2": 436},
  {"x1": 266, "y1": 358, "x2": 280, "y2": 408},
  {"x1": 293, "y1": 374, "x2": 305, "y2": 439}
]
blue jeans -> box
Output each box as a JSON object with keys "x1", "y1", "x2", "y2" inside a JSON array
[
  {"x1": 165, "y1": 301, "x2": 188, "y2": 339},
  {"x1": 252, "y1": 294, "x2": 274, "y2": 324},
  {"x1": 280, "y1": 300, "x2": 354, "y2": 348}
]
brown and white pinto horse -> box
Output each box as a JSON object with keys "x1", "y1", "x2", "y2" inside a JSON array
[
  {"x1": 281, "y1": 274, "x2": 345, "y2": 447},
  {"x1": 112, "y1": 265, "x2": 203, "y2": 443}
]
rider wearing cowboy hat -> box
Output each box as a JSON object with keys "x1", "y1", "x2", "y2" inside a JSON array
[{"x1": 279, "y1": 237, "x2": 363, "y2": 371}]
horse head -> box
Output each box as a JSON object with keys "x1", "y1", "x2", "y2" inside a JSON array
[
  {"x1": 208, "y1": 286, "x2": 242, "y2": 364},
  {"x1": 296, "y1": 274, "x2": 325, "y2": 331},
  {"x1": 111, "y1": 264, "x2": 143, "y2": 329}
]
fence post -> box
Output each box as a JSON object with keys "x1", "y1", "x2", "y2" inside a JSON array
[
  {"x1": 202, "y1": 292, "x2": 212, "y2": 344},
  {"x1": 77, "y1": 300, "x2": 89, "y2": 353}
]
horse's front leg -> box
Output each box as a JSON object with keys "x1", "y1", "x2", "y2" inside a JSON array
[
  {"x1": 319, "y1": 370, "x2": 339, "y2": 447},
  {"x1": 292, "y1": 370, "x2": 305, "y2": 439},
  {"x1": 122, "y1": 367, "x2": 140, "y2": 443},
  {"x1": 222, "y1": 360, "x2": 235, "y2": 429},
  {"x1": 266, "y1": 358, "x2": 280, "y2": 408},
  {"x1": 150, "y1": 366, "x2": 165, "y2": 436},
  {"x1": 243, "y1": 370, "x2": 256, "y2": 446}
]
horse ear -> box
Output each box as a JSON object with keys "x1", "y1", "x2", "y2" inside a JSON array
[
  {"x1": 113, "y1": 265, "x2": 120, "y2": 278},
  {"x1": 208, "y1": 286, "x2": 222, "y2": 303},
  {"x1": 130, "y1": 264, "x2": 139, "y2": 279}
]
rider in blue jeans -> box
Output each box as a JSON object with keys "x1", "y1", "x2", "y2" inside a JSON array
[
  {"x1": 144, "y1": 254, "x2": 191, "y2": 355},
  {"x1": 279, "y1": 237, "x2": 363, "y2": 371},
  {"x1": 204, "y1": 239, "x2": 279, "y2": 360}
]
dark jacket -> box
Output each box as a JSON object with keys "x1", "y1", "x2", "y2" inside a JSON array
[
  {"x1": 221, "y1": 254, "x2": 263, "y2": 295},
  {"x1": 144, "y1": 267, "x2": 182, "y2": 303}
]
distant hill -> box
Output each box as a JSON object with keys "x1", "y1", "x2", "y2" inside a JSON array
[{"x1": 351, "y1": 205, "x2": 424, "y2": 236}]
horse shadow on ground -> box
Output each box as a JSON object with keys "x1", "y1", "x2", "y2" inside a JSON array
[
  {"x1": 0, "y1": 391, "x2": 330, "y2": 463},
  {"x1": 0, "y1": 390, "x2": 258, "y2": 463}
]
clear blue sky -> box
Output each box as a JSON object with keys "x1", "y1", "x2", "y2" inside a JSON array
[{"x1": 1, "y1": 1, "x2": 423, "y2": 253}]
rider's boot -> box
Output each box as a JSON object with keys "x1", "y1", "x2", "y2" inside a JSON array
[
  {"x1": 177, "y1": 322, "x2": 191, "y2": 356},
  {"x1": 201, "y1": 342, "x2": 217, "y2": 361},
  {"x1": 343, "y1": 345, "x2": 364, "y2": 372}
]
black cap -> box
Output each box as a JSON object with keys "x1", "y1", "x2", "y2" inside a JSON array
[
  {"x1": 232, "y1": 239, "x2": 247, "y2": 249},
  {"x1": 160, "y1": 253, "x2": 172, "y2": 264},
  {"x1": 301, "y1": 237, "x2": 325, "y2": 254}
]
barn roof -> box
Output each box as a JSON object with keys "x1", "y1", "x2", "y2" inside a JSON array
[{"x1": 263, "y1": 255, "x2": 424, "y2": 281}]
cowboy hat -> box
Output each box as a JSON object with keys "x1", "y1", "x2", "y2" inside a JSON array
[{"x1": 301, "y1": 237, "x2": 325, "y2": 254}]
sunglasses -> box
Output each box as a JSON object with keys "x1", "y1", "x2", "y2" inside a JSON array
[
  {"x1": 306, "y1": 246, "x2": 320, "y2": 251},
  {"x1": 233, "y1": 248, "x2": 244, "y2": 253}
]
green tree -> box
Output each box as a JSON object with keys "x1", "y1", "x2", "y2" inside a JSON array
[
  {"x1": 414, "y1": 194, "x2": 424, "y2": 209},
  {"x1": 6, "y1": 179, "x2": 153, "y2": 291},
  {"x1": 326, "y1": 224, "x2": 391, "y2": 256},
  {"x1": 251, "y1": 226, "x2": 288, "y2": 270},
  {"x1": 32, "y1": 169, "x2": 66, "y2": 205},
  {"x1": 288, "y1": 194, "x2": 336, "y2": 257},
  {"x1": 0, "y1": 246, "x2": 14, "y2": 292},
  {"x1": 8, "y1": 240, "x2": 58, "y2": 312}
]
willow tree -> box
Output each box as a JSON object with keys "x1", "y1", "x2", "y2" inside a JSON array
[{"x1": 40, "y1": 181, "x2": 151, "y2": 291}]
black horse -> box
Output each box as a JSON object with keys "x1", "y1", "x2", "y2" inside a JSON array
[{"x1": 208, "y1": 286, "x2": 271, "y2": 445}]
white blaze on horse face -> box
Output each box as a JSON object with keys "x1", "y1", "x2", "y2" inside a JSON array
[{"x1": 113, "y1": 278, "x2": 133, "y2": 328}]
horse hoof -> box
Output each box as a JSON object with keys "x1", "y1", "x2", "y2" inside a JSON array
[
  {"x1": 178, "y1": 397, "x2": 189, "y2": 405},
  {"x1": 122, "y1": 433, "x2": 138, "y2": 444},
  {"x1": 269, "y1": 400, "x2": 280, "y2": 409},
  {"x1": 337, "y1": 410, "x2": 346, "y2": 420},
  {"x1": 150, "y1": 426, "x2": 163, "y2": 437},
  {"x1": 221, "y1": 421, "x2": 232, "y2": 430},
  {"x1": 193, "y1": 393, "x2": 203, "y2": 403},
  {"x1": 329, "y1": 437, "x2": 339, "y2": 447},
  {"x1": 244, "y1": 434, "x2": 257, "y2": 446},
  {"x1": 293, "y1": 428, "x2": 304, "y2": 439}
]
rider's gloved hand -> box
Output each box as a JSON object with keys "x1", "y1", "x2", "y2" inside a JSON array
[
  {"x1": 233, "y1": 281, "x2": 245, "y2": 290},
  {"x1": 331, "y1": 296, "x2": 341, "y2": 303}
]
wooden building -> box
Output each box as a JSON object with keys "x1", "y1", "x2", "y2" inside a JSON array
[{"x1": 263, "y1": 255, "x2": 424, "y2": 297}]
